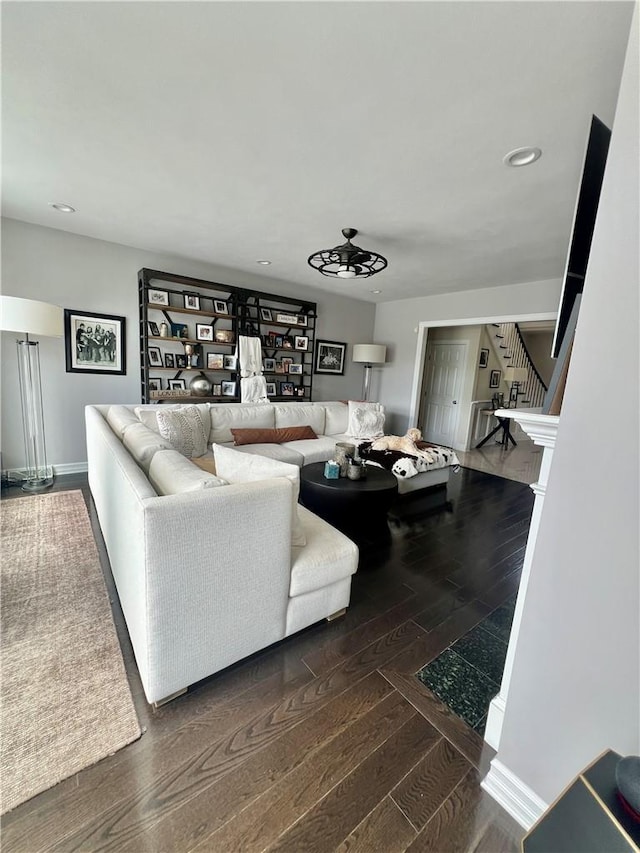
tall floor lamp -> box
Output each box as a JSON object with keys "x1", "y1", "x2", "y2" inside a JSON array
[
  {"x1": 352, "y1": 344, "x2": 387, "y2": 402},
  {"x1": 0, "y1": 296, "x2": 63, "y2": 491},
  {"x1": 504, "y1": 366, "x2": 528, "y2": 408}
]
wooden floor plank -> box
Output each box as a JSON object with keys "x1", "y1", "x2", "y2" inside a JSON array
[
  {"x1": 117, "y1": 672, "x2": 395, "y2": 852},
  {"x1": 380, "y1": 670, "x2": 494, "y2": 773},
  {"x1": 334, "y1": 796, "x2": 416, "y2": 853},
  {"x1": 194, "y1": 695, "x2": 423, "y2": 853},
  {"x1": 265, "y1": 714, "x2": 439, "y2": 853},
  {"x1": 390, "y1": 738, "x2": 471, "y2": 831}
]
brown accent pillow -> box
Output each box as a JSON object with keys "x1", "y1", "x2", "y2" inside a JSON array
[
  {"x1": 231, "y1": 426, "x2": 318, "y2": 446},
  {"x1": 191, "y1": 456, "x2": 218, "y2": 475}
]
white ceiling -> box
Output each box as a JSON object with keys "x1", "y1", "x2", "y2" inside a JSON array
[{"x1": 2, "y1": 1, "x2": 634, "y2": 303}]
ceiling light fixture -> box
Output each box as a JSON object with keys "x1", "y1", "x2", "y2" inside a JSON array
[
  {"x1": 308, "y1": 228, "x2": 387, "y2": 279},
  {"x1": 48, "y1": 202, "x2": 76, "y2": 213},
  {"x1": 256, "y1": 259, "x2": 271, "y2": 265},
  {"x1": 503, "y1": 147, "x2": 542, "y2": 167},
  {"x1": 371, "y1": 289, "x2": 382, "y2": 294}
]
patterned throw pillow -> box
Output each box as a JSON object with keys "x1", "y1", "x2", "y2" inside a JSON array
[
  {"x1": 347, "y1": 401, "x2": 385, "y2": 440},
  {"x1": 156, "y1": 406, "x2": 209, "y2": 458}
]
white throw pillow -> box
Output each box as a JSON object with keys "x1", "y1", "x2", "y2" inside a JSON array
[
  {"x1": 156, "y1": 406, "x2": 209, "y2": 458},
  {"x1": 213, "y1": 444, "x2": 306, "y2": 546},
  {"x1": 347, "y1": 401, "x2": 385, "y2": 439},
  {"x1": 149, "y1": 450, "x2": 227, "y2": 496}
]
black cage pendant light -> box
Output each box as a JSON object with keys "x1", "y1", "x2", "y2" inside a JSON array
[{"x1": 307, "y1": 228, "x2": 387, "y2": 279}]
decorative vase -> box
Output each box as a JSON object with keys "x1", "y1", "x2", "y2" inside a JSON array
[
  {"x1": 159, "y1": 322, "x2": 169, "y2": 338},
  {"x1": 189, "y1": 373, "x2": 212, "y2": 397},
  {"x1": 335, "y1": 442, "x2": 356, "y2": 477}
]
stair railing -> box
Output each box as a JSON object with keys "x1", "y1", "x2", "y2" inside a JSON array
[{"x1": 492, "y1": 323, "x2": 548, "y2": 409}]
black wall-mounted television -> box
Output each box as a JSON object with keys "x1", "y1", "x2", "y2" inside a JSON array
[{"x1": 551, "y1": 115, "x2": 611, "y2": 357}]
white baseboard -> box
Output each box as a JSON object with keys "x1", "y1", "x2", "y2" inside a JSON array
[
  {"x1": 484, "y1": 692, "x2": 505, "y2": 750},
  {"x1": 3, "y1": 461, "x2": 88, "y2": 479},
  {"x1": 481, "y1": 758, "x2": 548, "y2": 830}
]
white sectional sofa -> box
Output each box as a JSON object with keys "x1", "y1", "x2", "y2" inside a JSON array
[{"x1": 85, "y1": 401, "x2": 364, "y2": 705}]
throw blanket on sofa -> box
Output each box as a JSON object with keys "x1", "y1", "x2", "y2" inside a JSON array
[{"x1": 358, "y1": 440, "x2": 460, "y2": 480}]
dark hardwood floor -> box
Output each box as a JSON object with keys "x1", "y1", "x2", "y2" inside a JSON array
[{"x1": 1, "y1": 467, "x2": 532, "y2": 852}]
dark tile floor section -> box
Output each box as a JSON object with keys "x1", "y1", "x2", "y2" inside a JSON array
[{"x1": 417, "y1": 595, "x2": 517, "y2": 730}]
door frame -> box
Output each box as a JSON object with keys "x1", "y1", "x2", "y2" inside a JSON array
[
  {"x1": 408, "y1": 312, "x2": 558, "y2": 430},
  {"x1": 419, "y1": 338, "x2": 468, "y2": 446}
]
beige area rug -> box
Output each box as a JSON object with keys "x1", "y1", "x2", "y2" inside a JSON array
[{"x1": 1, "y1": 490, "x2": 141, "y2": 814}]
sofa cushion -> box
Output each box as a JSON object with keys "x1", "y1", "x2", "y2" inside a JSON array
[
  {"x1": 213, "y1": 444, "x2": 306, "y2": 546},
  {"x1": 209, "y1": 404, "x2": 275, "y2": 444},
  {"x1": 156, "y1": 406, "x2": 209, "y2": 458},
  {"x1": 106, "y1": 405, "x2": 139, "y2": 437},
  {"x1": 123, "y1": 423, "x2": 173, "y2": 472},
  {"x1": 290, "y1": 506, "x2": 359, "y2": 596},
  {"x1": 149, "y1": 450, "x2": 228, "y2": 496},
  {"x1": 347, "y1": 401, "x2": 385, "y2": 439},
  {"x1": 231, "y1": 425, "x2": 318, "y2": 445},
  {"x1": 280, "y1": 436, "x2": 341, "y2": 465},
  {"x1": 223, "y1": 443, "x2": 305, "y2": 466},
  {"x1": 322, "y1": 403, "x2": 349, "y2": 436},
  {"x1": 274, "y1": 405, "x2": 325, "y2": 436}
]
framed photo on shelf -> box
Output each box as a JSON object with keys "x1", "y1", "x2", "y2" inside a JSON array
[
  {"x1": 212, "y1": 384, "x2": 222, "y2": 396},
  {"x1": 64, "y1": 309, "x2": 126, "y2": 375},
  {"x1": 282, "y1": 336, "x2": 294, "y2": 350},
  {"x1": 296, "y1": 315, "x2": 308, "y2": 327},
  {"x1": 176, "y1": 354, "x2": 187, "y2": 369},
  {"x1": 196, "y1": 323, "x2": 214, "y2": 342},
  {"x1": 184, "y1": 293, "x2": 200, "y2": 311},
  {"x1": 214, "y1": 300, "x2": 229, "y2": 315},
  {"x1": 489, "y1": 369, "x2": 501, "y2": 388},
  {"x1": 164, "y1": 353, "x2": 175, "y2": 368},
  {"x1": 148, "y1": 347, "x2": 162, "y2": 367},
  {"x1": 280, "y1": 382, "x2": 294, "y2": 396},
  {"x1": 274, "y1": 334, "x2": 283, "y2": 348},
  {"x1": 275, "y1": 312, "x2": 298, "y2": 326},
  {"x1": 221, "y1": 380, "x2": 236, "y2": 397},
  {"x1": 266, "y1": 382, "x2": 276, "y2": 396},
  {"x1": 207, "y1": 352, "x2": 224, "y2": 370},
  {"x1": 275, "y1": 362, "x2": 285, "y2": 374},
  {"x1": 148, "y1": 321, "x2": 160, "y2": 337},
  {"x1": 260, "y1": 307, "x2": 273, "y2": 322},
  {"x1": 288, "y1": 363, "x2": 302, "y2": 375},
  {"x1": 294, "y1": 335, "x2": 308, "y2": 351},
  {"x1": 314, "y1": 339, "x2": 346, "y2": 375},
  {"x1": 281, "y1": 357, "x2": 293, "y2": 373},
  {"x1": 148, "y1": 289, "x2": 169, "y2": 306},
  {"x1": 214, "y1": 329, "x2": 235, "y2": 344},
  {"x1": 168, "y1": 379, "x2": 186, "y2": 390},
  {"x1": 263, "y1": 357, "x2": 276, "y2": 372},
  {"x1": 170, "y1": 322, "x2": 189, "y2": 339},
  {"x1": 223, "y1": 354, "x2": 237, "y2": 370},
  {"x1": 296, "y1": 387, "x2": 305, "y2": 397},
  {"x1": 148, "y1": 379, "x2": 161, "y2": 393},
  {"x1": 479, "y1": 348, "x2": 489, "y2": 368}
]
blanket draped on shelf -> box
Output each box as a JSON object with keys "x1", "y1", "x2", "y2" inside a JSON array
[{"x1": 359, "y1": 440, "x2": 460, "y2": 480}]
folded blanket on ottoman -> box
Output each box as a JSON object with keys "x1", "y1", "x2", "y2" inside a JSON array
[{"x1": 359, "y1": 439, "x2": 460, "y2": 480}]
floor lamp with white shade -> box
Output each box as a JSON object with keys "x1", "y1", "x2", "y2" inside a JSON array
[
  {"x1": 0, "y1": 296, "x2": 63, "y2": 491},
  {"x1": 352, "y1": 344, "x2": 387, "y2": 402}
]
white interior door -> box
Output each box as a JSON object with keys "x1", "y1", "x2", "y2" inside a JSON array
[{"x1": 421, "y1": 342, "x2": 466, "y2": 446}]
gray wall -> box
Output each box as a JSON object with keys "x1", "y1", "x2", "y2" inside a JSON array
[
  {"x1": 1, "y1": 219, "x2": 375, "y2": 469},
  {"x1": 373, "y1": 278, "x2": 563, "y2": 433},
  {"x1": 496, "y1": 7, "x2": 639, "y2": 803}
]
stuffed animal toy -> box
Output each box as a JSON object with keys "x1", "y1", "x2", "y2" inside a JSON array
[{"x1": 370, "y1": 427, "x2": 424, "y2": 455}]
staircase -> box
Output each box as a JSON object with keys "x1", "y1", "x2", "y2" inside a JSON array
[{"x1": 488, "y1": 323, "x2": 548, "y2": 408}]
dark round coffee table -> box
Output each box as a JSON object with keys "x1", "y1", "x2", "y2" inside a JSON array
[{"x1": 300, "y1": 462, "x2": 398, "y2": 539}]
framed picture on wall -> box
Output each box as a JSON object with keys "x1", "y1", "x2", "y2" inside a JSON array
[
  {"x1": 64, "y1": 309, "x2": 126, "y2": 375},
  {"x1": 314, "y1": 339, "x2": 346, "y2": 375},
  {"x1": 479, "y1": 348, "x2": 489, "y2": 368},
  {"x1": 489, "y1": 369, "x2": 501, "y2": 388}
]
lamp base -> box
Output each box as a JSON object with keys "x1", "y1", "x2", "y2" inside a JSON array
[{"x1": 21, "y1": 467, "x2": 55, "y2": 492}]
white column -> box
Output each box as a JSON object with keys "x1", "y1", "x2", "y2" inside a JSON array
[{"x1": 484, "y1": 409, "x2": 560, "y2": 751}]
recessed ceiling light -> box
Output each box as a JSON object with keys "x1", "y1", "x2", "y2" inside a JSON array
[
  {"x1": 503, "y1": 147, "x2": 542, "y2": 167},
  {"x1": 256, "y1": 259, "x2": 271, "y2": 265},
  {"x1": 371, "y1": 289, "x2": 382, "y2": 294},
  {"x1": 48, "y1": 202, "x2": 76, "y2": 213}
]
